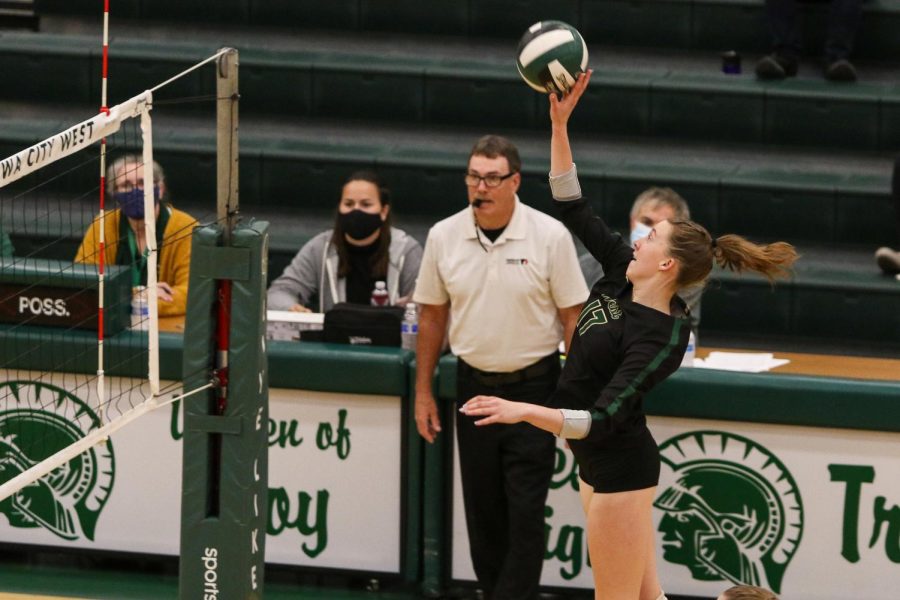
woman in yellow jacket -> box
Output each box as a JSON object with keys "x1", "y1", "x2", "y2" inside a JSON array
[{"x1": 75, "y1": 155, "x2": 198, "y2": 317}]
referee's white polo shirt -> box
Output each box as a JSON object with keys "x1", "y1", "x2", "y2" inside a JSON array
[{"x1": 414, "y1": 197, "x2": 589, "y2": 373}]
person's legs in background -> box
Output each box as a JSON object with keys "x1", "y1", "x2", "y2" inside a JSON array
[
  {"x1": 874, "y1": 158, "x2": 900, "y2": 276},
  {"x1": 823, "y1": 0, "x2": 862, "y2": 81},
  {"x1": 756, "y1": 0, "x2": 801, "y2": 79}
]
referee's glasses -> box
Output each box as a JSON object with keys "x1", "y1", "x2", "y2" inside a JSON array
[{"x1": 464, "y1": 172, "x2": 516, "y2": 188}]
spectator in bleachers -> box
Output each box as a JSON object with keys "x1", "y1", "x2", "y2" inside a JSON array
[
  {"x1": 718, "y1": 584, "x2": 779, "y2": 600},
  {"x1": 580, "y1": 187, "x2": 702, "y2": 333},
  {"x1": 267, "y1": 169, "x2": 422, "y2": 312},
  {"x1": 75, "y1": 155, "x2": 197, "y2": 317},
  {"x1": 755, "y1": 0, "x2": 862, "y2": 82},
  {"x1": 413, "y1": 134, "x2": 588, "y2": 600},
  {"x1": 874, "y1": 158, "x2": 900, "y2": 275}
]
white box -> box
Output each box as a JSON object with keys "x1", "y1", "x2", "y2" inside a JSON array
[{"x1": 266, "y1": 310, "x2": 324, "y2": 341}]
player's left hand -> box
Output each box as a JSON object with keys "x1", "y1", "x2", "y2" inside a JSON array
[{"x1": 460, "y1": 395, "x2": 527, "y2": 426}]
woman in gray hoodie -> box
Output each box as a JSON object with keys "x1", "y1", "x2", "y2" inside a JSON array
[{"x1": 267, "y1": 170, "x2": 423, "y2": 312}]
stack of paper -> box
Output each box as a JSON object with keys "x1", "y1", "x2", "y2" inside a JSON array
[{"x1": 692, "y1": 351, "x2": 790, "y2": 373}]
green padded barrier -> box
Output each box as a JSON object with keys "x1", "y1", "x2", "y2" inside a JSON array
[
  {"x1": 793, "y1": 285, "x2": 900, "y2": 344},
  {"x1": 649, "y1": 77, "x2": 765, "y2": 144},
  {"x1": 424, "y1": 63, "x2": 539, "y2": 129},
  {"x1": 360, "y1": 0, "x2": 469, "y2": 35},
  {"x1": 717, "y1": 179, "x2": 836, "y2": 243},
  {"x1": 581, "y1": 0, "x2": 692, "y2": 48},
  {"x1": 834, "y1": 188, "x2": 895, "y2": 247},
  {"x1": 404, "y1": 360, "x2": 422, "y2": 585},
  {"x1": 0, "y1": 34, "x2": 94, "y2": 105},
  {"x1": 419, "y1": 358, "x2": 451, "y2": 596},
  {"x1": 35, "y1": 0, "x2": 140, "y2": 17},
  {"x1": 437, "y1": 354, "x2": 900, "y2": 433},
  {"x1": 312, "y1": 64, "x2": 426, "y2": 123},
  {"x1": 240, "y1": 55, "x2": 313, "y2": 119},
  {"x1": 691, "y1": 1, "x2": 769, "y2": 54},
  {"x1": 258, "y1": 156, "x2": 373, "y2": 212},
  {"x1": 0, "y1": 325, "x2": 183, "y2": 379},
  {"x1": 374, "y1": 165, "x2": 465, "y2": 220},
  {"x1": 267, "y1": 341, "x2": 408, "y2": 395},
  {"x1": 855, "y1": 3, "x2": 900, "y2": 58},
  {"x1": 519, "y1": 174, "x2": 556, "y2": 217},
  {"x1": 180, "y1": 221, "x2": 270, "y2": 600},
  {"x1": 249, "y1": 0, "x2": 360, "y2": 28},
  {"x1": 883, "y1": 89, "x2": 900, "y2": 151},
  {"x1": 469, "y1": 0, "x2": 580, "y2": 38},
  {"x1": 142, "y1": 0, "x2": 250, "y2": 22},
  {"x1": 100, "y1": 42, "x2": 218, "y2": 109},
  {"x1": 700, "y1": 275, "x2": 793, "y2": 337},
  {"x1": 646, "y1": 367, "x2": 900, "y2": 433},
  {"x1": 567, "y1": 71, "x2": 656, "y2": 136},
  {"x1": 763, "y1": 83, "x2": 883, "y2": 151}
]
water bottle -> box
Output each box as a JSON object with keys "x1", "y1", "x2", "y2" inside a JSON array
[
  {"x1": 401, "y1": 303, "x2": 418, "y2": 351},
  {"x1": 370, "y1": 281, "x2": 389, "y2": 306},
  {"x1": 680, "y1": 330, "x2": 696, "y2": 368},
  {"x1": 131, "y1": 285, "x2": 149, "y2": 330}
]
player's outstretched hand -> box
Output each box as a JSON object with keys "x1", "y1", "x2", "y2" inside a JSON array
[
  {"x1": 549, "y1": 69, "x2": 592, "y2": 128},
  {"x1": 460, "y1": 395, "x2": 528, "y2": 426}
]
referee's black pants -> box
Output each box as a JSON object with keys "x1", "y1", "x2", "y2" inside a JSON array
[{"x1": 455, "y1": 355, "x2": 559, "y2": 600}]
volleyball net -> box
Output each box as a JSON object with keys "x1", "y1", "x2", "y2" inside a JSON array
[
  {"x1": 0, "y1": 45, "x2": 268, "y2": 597},
  {"x1": 0, "y1": 48, "x2": 226, "y2": 505}
]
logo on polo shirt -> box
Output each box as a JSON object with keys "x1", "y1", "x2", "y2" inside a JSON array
[{"x1": 506, "y1": 258, "x2": 528, "y2": 265}]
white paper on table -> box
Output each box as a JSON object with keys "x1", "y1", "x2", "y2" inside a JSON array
[{"x1": 692, "y1": 351, "x2": 790, "y2": 373}]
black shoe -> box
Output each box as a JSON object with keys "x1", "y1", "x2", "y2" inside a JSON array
[
  {"x1": 755, "y1": 54, "x2": 798, "y2": 80},
  {"x1": 825, "y1": 59, "x2": 857, "y2": 82},
  {"x1": 874, "y1": 247, "x2": 900, "y2": 275}
]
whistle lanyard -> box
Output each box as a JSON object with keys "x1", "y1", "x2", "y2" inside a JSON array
[{"x1": 126, "y1": 226, "x2": 149, "y2": 287}]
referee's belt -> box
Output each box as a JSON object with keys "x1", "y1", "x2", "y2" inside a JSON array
[{"x1": 459, "y1": 353, "x2": 558, "y2": 387}]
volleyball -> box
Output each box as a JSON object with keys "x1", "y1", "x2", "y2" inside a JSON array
[{"x1": 516, "y1": 20, "x2": 588, "y2": 94}]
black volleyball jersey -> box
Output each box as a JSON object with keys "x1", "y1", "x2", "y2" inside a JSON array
[{"x1": 549, "y1": 198, "x2": 691, "y2": 446}]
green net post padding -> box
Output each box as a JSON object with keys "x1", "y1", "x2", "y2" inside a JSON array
[{"x1": 179, "y1": 221, "x2": 270, "y2": 600}]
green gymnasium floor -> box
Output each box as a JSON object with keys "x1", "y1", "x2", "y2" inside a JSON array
[{"x1": 0, "y1": 554, "x2": 422, "y2": 600}]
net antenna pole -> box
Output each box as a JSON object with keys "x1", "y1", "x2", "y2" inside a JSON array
[
  {"x1": 215, "y1": 47, "x2": 238, "y2": 414},
  {"x1": 141, "y1": 109, "x2": 160, "y2": 396},
  {"x1": 96, "y1": 0, "x2": 112, "y2": 421}
]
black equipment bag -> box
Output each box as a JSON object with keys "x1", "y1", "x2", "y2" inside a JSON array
[{"x1": 322, "y1": 303, "x2": 403, "y2": 347}]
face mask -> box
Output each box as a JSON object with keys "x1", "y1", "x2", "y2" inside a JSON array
[
  {"x1": 339, "y1": 209, "x2": 383, "y2": 241},
  {"x1": 114, "y1": 186, "x2": 160, "y2": 220},
  {"x1": 630, "y1": 221, "x2": 652, "y2": 247}
]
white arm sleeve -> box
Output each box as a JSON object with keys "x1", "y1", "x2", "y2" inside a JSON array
[
  {"x1": 548, "y1": 164, "x2": 582, "y2": 201},
  {"x1": 558, "y1": 408, "x2": 591, "y2": 439}
]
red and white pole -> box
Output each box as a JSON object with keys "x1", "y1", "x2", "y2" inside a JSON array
[{"x1": 97, "y1": 0, "x2": 110, "y2": 417}]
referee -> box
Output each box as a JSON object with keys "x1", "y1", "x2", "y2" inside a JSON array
[{"x1": 413, "y1": 135, "x2": 588, "y2": 600}]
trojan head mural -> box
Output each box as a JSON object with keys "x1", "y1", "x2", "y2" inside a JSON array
[
  {"x1": 0, "y1": 381, "x2": 114, "y2": 541},
  {"x1": 654, "y1": 430, "x2": 803, "y2": 593}
]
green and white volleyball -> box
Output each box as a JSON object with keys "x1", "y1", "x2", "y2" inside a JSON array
[{"x1": 516, "y1": 21, "x2": 588, "y2": 94}]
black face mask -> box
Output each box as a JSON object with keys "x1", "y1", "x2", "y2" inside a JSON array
[{"x1": 339, "y1": 209, "x2": 383, "y2": 241}]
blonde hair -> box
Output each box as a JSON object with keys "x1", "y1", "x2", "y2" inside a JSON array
[
  {"x1": 631, "y1": 187, "x2": 690, "y2": 221},
  {"x1": 106, "y1": 154, "x2": 165, "y2": 198},
  {"x1": 720, "y1": 584, "x2": 779, "y2": 600},
  {"x1": 667, "y1": 220, "x2": 798, "y2": 288}
]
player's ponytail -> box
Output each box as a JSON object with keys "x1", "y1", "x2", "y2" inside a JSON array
[
  {"x1": 712, "y1": 234, "x2": 797, "y2": 283},
  {"x1": 667, "y1": 220, "x2": 798, "y2": 288}
]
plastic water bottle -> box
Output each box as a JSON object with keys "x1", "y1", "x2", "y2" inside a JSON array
[
  {"x1": 680, "y1": 330, "x2": 696, "y2": 368},
  {"x1": 401, "y1": 303, "x2": 418, "y2": 351},
  {"x1": 370, "y1": 281, "x2": 389, "y2": 306},
  {"x1": 131, "y1": 286, "x2": 149, "y2": 330}
]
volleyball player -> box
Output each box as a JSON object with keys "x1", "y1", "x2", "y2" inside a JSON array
[{"x1": 461, "y1": 71, "x2": 798, "y2": 600}]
